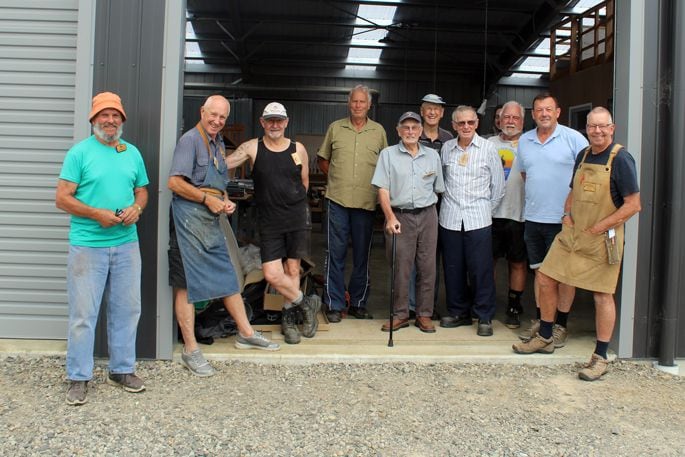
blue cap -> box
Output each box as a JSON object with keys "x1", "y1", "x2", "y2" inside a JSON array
[{"x1": 398, "y1": 111, "x2": 422, "y2": 124}]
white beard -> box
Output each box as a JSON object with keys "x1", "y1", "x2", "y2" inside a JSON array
[{"x1": 93, "y1": 123, "x2": 123, "y2": 143}]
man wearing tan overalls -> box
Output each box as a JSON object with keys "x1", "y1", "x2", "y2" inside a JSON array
[{"x1": 513, "y1": 107, "x2": 641, "y2": 381}]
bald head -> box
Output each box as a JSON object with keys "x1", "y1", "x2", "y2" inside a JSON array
[{"x1": 200, "y1": 95, "x2": 230, "y2": 138}]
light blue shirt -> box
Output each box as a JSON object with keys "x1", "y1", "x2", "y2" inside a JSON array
[
  {"x1": 371, "y1": 141, "x2": 444, "y2": 209},
  {"x1": 439, "y1": 134, "x2": 505, "y2": 231},
  {"x1": 517, "y1": 124, "x2": 589, "y2": 223}
]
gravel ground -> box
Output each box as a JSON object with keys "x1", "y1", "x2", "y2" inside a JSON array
[{"x1": 1, "y1": 355, "x2": 683, "y2": 457}]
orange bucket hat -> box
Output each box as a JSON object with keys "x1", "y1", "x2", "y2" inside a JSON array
[{"x1": 88, "y1": 91, "x2": 127, "y2": 122}]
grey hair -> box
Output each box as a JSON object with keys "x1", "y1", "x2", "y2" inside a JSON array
[
  {"x1": 501, "y1": 101, "x2": 525, "y2": 119},
  {"x1": 451, "y1": 105, "x2": 477, "y2": 122},
  {"x1": 348, "y1": 85, "x2": 372, "y2": 104},
  {"x1": 587, "y1": 106, "x2": 613, "y2": 124}
]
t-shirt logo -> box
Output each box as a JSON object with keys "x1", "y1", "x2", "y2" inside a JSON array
[{"x1": 498, "y1": 147, "x2": 515, "y2": 180}]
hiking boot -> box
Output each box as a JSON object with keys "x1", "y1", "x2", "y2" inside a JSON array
[
  {"x1": 512, "y1": 333, "x2": 555, "y2": 354},
  {"x1": 552, "y1": 324, "x2": 569, "y2": 348},
  {"x1": 505, "y1": 305, "x2": 522, "y2": 329},
  {"x1": 181, "y1": 348, "x2": 216, "y2": 377},
  {"x1": 281, "y1": 307, "x2": 301, "y2": 344},
  {"x1": 235, "y1": 331, "x2": 281, "y2": 351},
  {"x1": 107, "y1": 372, "x2": 146, "y2": 393},
  {"x1": 65, "y1": 381, "x2": 88, "y2": 406},
  {"x1": 578, "y1": 353, "x2": 609, "y2": 381},
  {"x1": 518, "y1": 319, "x2": 540, "y2": 341},
  {"x1": 301, "y1": 295, "x2": 321, "y2": 338}
]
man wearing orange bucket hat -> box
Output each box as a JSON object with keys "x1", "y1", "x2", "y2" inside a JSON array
[{"x1": 56, "y1": 91, "x2": 149, "y2": 405}]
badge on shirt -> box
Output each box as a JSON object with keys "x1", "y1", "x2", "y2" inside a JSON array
[
  {"x1": 291, "y1": 152, "x2": 302, "y2": 166},
  {"x1": 458, "y1": 152, "x2": 469, "y2": 166},
  {"x1": 116, "y1": 144, "x2": 127, "y2": 153}
]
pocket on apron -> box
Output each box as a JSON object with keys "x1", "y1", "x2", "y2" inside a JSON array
[
  {"x1": 555, "y1": 224, "x2": 574, "y2": 252},
  {"x1": 185, "y1": 209, "x2": 225, "y2": 251},
  {"x1": 575, "y1": 230, "x2": 606, "y2": 261}
]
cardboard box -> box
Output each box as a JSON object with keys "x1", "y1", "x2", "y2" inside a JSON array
[{"x1": 263, "y1": 257, "x2": 315, "y2": 311}]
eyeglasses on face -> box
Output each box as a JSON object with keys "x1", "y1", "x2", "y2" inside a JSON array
[
  {"x1": 453, "y1": 119, "x2": 477, "y2": 127},
  {"x1": 586, "y1": 123, "x2": 613, "y2": 131}
]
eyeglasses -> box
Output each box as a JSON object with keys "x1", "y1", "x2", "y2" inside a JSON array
[
  {"x1": 586, "y1": 123, "x2": 613, "y2": 131},
  {"x1": 399, "y1": 125, "x2": 421, "y2": 132},
  {"x1": 453, "y1": 119, "x2": 477, "y2": 127}
]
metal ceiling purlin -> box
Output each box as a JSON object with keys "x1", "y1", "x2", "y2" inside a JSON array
[{"x1": 185, "y1": 0, "x2": 576, "y2": 89}]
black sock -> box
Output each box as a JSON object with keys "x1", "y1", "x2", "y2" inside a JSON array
[
  {"x1": 536, "y1": 308, "x2": 541, "y2": 320},
  {"x1": 555, "y1": 310, "x2": 569, "y2": 328},
  {"x1": 539, "y1": 320, "x2": 554, "y2": 339},
  {"x1": 508, "y1": 289, "x2": 523, "y2": 309},
  {"x1": 594, "y1": 341, "x2": 609, "y2": 359}
]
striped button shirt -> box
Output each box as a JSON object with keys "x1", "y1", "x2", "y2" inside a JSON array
[{"x1": 439, "y1": 134, "x2": 505, "y2": 231}]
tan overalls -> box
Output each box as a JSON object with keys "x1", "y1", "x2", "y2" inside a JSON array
[{"x1": 539, "y1": 144, "x2": 624, "y2": 294}]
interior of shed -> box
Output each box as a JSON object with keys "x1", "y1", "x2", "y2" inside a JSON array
[{"x1": 178, "y1": 0, "x2": 615, "y2": 352}]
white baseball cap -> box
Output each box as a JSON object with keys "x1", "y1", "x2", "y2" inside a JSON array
[{"x1": 262, "y1": 102, "x2": 288, "y2": 119}]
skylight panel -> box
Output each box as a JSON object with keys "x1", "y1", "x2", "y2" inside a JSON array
[
  {"x1": 185, "y1": 20, "x2": 204, "y2": 64},
  {"x1": 345, "y1": 4, "x2": 397, "y2": 71}
]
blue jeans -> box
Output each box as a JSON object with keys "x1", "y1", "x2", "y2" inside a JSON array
[
  {"x1": 66, "y1": 242, "x2": 142, "y2": 381},
  {"x1": 324, "y1": 200, "x2": 375, "y2": 311}
]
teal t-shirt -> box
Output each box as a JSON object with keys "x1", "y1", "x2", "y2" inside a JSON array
[{"x1": 59, "y1": 135, "x2": 150, "y2": 247}]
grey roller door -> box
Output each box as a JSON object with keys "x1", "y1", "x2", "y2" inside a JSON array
[{"x1": 0, "y1": 0, "x2": 80, "y2": 338}]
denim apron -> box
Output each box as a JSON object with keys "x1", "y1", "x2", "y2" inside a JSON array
[
  {"x1": 539, "y1": 144, "x2": 624, "y2": 294},
  {"x1": 171, "y1": 124, "x2": 240, "y2": 303}
]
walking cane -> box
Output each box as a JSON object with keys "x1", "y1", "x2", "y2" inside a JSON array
[{"x1": 388, "y1": 226, "x2": 398, "y2": 347}]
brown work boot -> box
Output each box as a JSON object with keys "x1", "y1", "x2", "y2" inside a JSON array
[
  {"x1": 578, "y1": 353, "x2": 609, "y2": 381},
  {"x1": 381, "y1": 318, "x2": 409, "y2": 332},
  {"x1": 414, "y1": 316, "x2": 436, "y2": 333},
  {"x1": 512, "y1": 333, "x2": 554, "y2": 354}
]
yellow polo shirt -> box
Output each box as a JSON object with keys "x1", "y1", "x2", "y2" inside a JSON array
[{"x1": 317, "y1": 117, "x2": 388, "y2": 211}]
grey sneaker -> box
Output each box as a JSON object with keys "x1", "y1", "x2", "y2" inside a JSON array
[
  {"x1": 518, "y1": 318, "x2": 540, "y2": 341},
  {"x1": 281, "y1": 307, "x2": 301, "y2": 344},
  {"x1": 578, "y1": 353, "x2": 609, "y2": 381},
  {"x1": 512, "y1": 333, "x2": 555, "y2": 354},
  {"x1": 552, "y1": 324, "x2": 569, "y2": 348},
  {"x1": 235, "y1": 331, "x2": 281, "y2": 351},
  {"x1": 301, "y1": 294, "x2": 321, "y2": 338},
  {"x1": 65, "y1": 381, "x2": 87, "y2": 406},
  {"x1": 181, "y1": 348, "x2": 216, "y2": 377},
  {"x1": 107, "y1": 372, "x2": 146, "y2": 393}
]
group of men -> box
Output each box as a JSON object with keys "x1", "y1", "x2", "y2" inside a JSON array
[{"x1": 56, "y1": 87, "x2": 640, "y2": 405}]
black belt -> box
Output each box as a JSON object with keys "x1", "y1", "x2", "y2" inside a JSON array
[{"x1": 392, "y1": 205, "x2": 433, "y2": 215}]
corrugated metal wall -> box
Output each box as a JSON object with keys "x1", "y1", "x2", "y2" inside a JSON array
[
  {"x1": 0, "y1": 0, "x2": 79, "y2": 338},
  {"x1": 184, "y1": 73, "x2": 546, "y2": 142}
]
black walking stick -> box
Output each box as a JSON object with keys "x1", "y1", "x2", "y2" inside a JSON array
[{"x1": 388, "y1": 227, "x2": 398, "y2": 347}]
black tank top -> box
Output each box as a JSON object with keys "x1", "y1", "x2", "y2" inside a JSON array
[{"x1": 252, "y1": 139, "x2": 308, "y2": 234}]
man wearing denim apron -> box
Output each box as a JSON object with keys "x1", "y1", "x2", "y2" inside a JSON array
[
  {"x1": 57, "y1": 92, "x2": 149, "y2": 405},
  {"x1": 168, "y1": 95, "x2": 279, "y2": 377}
]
